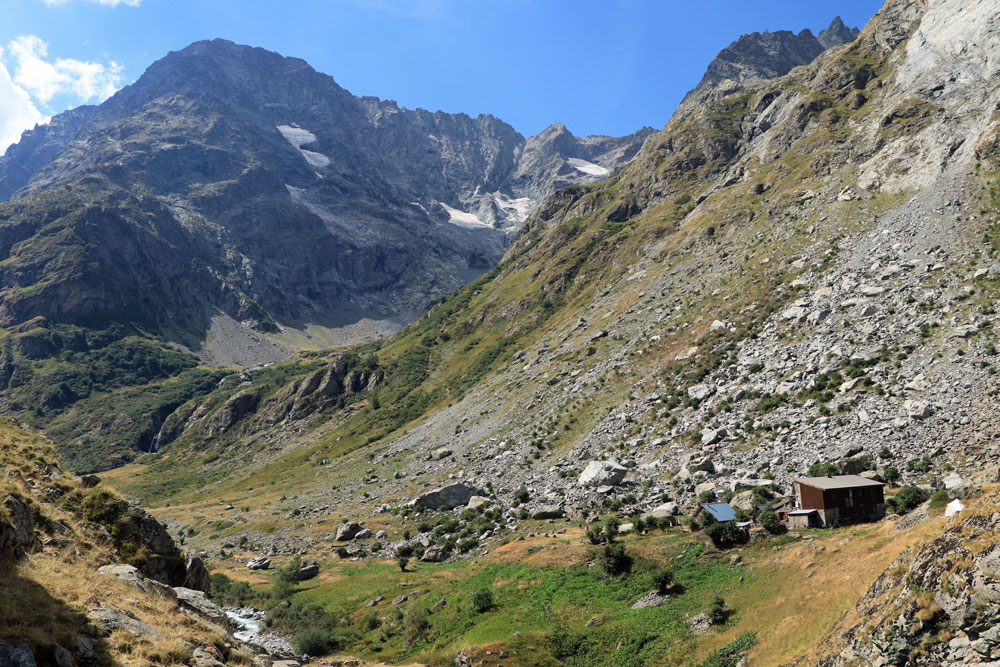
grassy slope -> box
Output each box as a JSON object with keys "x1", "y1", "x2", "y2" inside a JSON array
[{"x1": 209, "y1": 514, "x2": 945, "y2": 667}]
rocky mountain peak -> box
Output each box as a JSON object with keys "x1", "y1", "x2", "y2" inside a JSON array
[
  {"x1": 818, "y1": 16, "x2": 861, "y2": 49},
  {"x1": 673, "y1": 16, "x2": 860, "y2": 119}
]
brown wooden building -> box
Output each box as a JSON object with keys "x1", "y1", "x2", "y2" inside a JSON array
[{"x1": 793, "y1": 475, "x2": 885, "y2": 527}]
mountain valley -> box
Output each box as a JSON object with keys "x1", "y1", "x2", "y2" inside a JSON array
[{"x1": 3, "y1": 1, "x2": 1000, "y2": 665}]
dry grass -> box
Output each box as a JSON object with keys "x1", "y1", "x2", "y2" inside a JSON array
[
  {"x1": 0, "y1": 420, "x2": 234, "y2": 665},
  {"x1": 693, "y1": 516, "x2": 948, "y2": 665}
]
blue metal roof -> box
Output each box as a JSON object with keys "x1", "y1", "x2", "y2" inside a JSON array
[{"x1": 701, "y1": 502, "x2": 736, "y2": 522}]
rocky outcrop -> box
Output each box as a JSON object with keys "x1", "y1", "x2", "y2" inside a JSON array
[
  {"x1": 173, "y1": 587, "x2": 228, "y2": 625},
  {"x1": 206, "y1": 390, "x2": 259, "y2": 437},
  {"x1": 813, "y1": 496, "x2": 1000, "y2": 665},
  {"x1": 86, "y1": 607, "x2": 164, "y2": 640},
  {"x1": 182, "y1": 552, "x2": 211, "y2": 591},
  {"x1": 97, "y1": 564, "x2": 177, "y2": 598},
  {"x1": 0, "y1": 495, "x2": 36, "y2": 560},
  {"x1": 674, "y1": 16, "x2": 859, "y2": 119}
]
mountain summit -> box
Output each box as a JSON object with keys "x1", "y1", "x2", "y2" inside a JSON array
[{"x1": 0, "y1": 39, "x2": 651, "y2": 362}]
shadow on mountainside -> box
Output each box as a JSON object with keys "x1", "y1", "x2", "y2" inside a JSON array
[{"x1": 0, "y1": 562, "x2": 119, "y2": 667}]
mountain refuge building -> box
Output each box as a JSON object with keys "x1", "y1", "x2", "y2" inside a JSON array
[{"x1": 792, "y1": 475, "x2": 886, "y2": 528}]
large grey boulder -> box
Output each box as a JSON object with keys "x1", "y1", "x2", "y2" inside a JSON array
[
  {"x1": 335, "y1": 521, "x2": 363, "y2": 541},
  {"x1": 421, "y1": 545, "x2": 449, "y2": 562},
  {"x1": 642, "y1": 502, "x2": 679, "y2": 520},
  {"x1": 687, "y1": 384, "x2": 716, "y2": 401},
  {"x1": 87, "y1": 607, "x2": 164, "y2": 640},
  {"x1": 298, "y1": 559, "x2": 320, "y2": 580},
  {"x1": 0, "y1": 643, "x2": 35, "y2": 667},
  {"x1": 530, "y1": 505, "x2": 565, "y2": 520},
  {"x1": 79, "y1": 474, "x2": 101, "y2": 488},
  {"x1": 246, "y1": 556, "x2": 271, "y2": 570},
  {"x1": 411, "y1": 483, "x2": 484, "y2": 510},
  {"x1": 578, "y1": 460, "x2": 627, "y2": 488}
]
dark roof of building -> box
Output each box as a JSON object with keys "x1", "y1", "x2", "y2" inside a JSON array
[
  {"x1": 701, "y1": 502, "x2": 736, "y2": 522},
  {"x1": 793, "y1": 475, "x2": 884, "y2": 490}
]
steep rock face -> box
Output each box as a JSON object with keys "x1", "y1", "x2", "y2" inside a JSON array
[
  {"x1": 674, "y1": 17, "x2": 860, "y2": 118},
  {"x1": 0, "y1": 40, "x2": 649, "y2": 362}
]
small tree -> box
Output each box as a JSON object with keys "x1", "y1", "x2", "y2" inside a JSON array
[
  {"x1": 397, "y1": 555, "x2": 410, "y2": 572},
  {"x1": 759, "y1": 509, "x2": 786, "y2": 535},
  {"x1": 652, "y1": 568, "x2": 675, "y2": 594},
  {"x1": 471, "y1": 588, "x2": 494, "y2": 613},
  {"x1": 883, "y1": 467, "x2": 901, "y2": 486},
  {"x1": 278, "y1": 556, "x2": 303, "y2": 583},
  {"x1": 602, "y1": 517, "x2": 620, "y2": 543},
  {"x1": 598, "y1": 543, "x2": 632, "y2": 576},
  {"x1": 705, "y1": 522, "x2": 749, "y2": 549}
]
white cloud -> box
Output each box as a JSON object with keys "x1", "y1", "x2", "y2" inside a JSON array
[
  {"x1": 0, "y1": 48, "x2": 47, "y2": 156},
  {"x1": 6, "y1": 34, "x2": 123, "y2": 105},
  {"x1": 42, "y1": 0, "x2": 141, "y2": 7}
]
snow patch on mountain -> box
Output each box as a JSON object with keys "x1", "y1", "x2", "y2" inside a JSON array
[
  {"x1": 566, "y1": 157, "x2": 609, "y2": 177},
  {"x1": 276, "y1": 125, "x2": 317, "y2": 147},
  {"x1": 438, "y1": 201, "x2": 489, "y2": 228},
  {"x1": 277, "y1": 124, "x2": 330, "y2": 168}
]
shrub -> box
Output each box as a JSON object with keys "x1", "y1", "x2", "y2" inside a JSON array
[
  {"x1": 208, "y1": 573, "x2": 255, "y2": 606},
  {"x1": 883, "y1": 467, "x2": 901, "y2": 485},
  {"x1": 708, "y1": 596, "x2": 728, "y2": 625},
  {"x1": 759, "y1": 509, "x2": 786, "y2": 535},
  {"x1": 652, "y1": 569, "x2": 675, "y2": 594},
  {"x1": 270, "y1": 578, "x2": 295, "y2": 601},
  {"x1": 471, "y1": 588, "x2": 494, "y2": 613},
  {"x1": 704, "y1": 522, "x2": 749, "y2": 549},
  {"x1": 404, "y1": 607, "x2": 429, "y2": 644},
  {"x1": 549, "y1": 626, "x2": 584, "y2": 660},
  {"x1": 929, "y1": 490, "x2": 950, "y2": 510},
  {"x1": 397, "y1": 555, "x2": 410, "y2": 572},
  {"x1": 278, "y1": 556, "x2": 303, "y2": 583},
  {"x1": 291, "y1": 628, "x2": 336, "y2": 656},
  {"x1": 807, "y1": 461, "x2": 840, "y2": 477},
  {"x1": 514, "y1": 488, "x2": 530, "y2": 503},
  {"x1": 888, "y1": 486, "x2": 930, "y2": 514},
  {"x1": 597, "y1": 543, "x2": 632, "y2": 576}
]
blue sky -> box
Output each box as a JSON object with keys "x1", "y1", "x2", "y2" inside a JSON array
[{"x1": 0, "y1": 0, "x2": 884, "y2": 153}]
